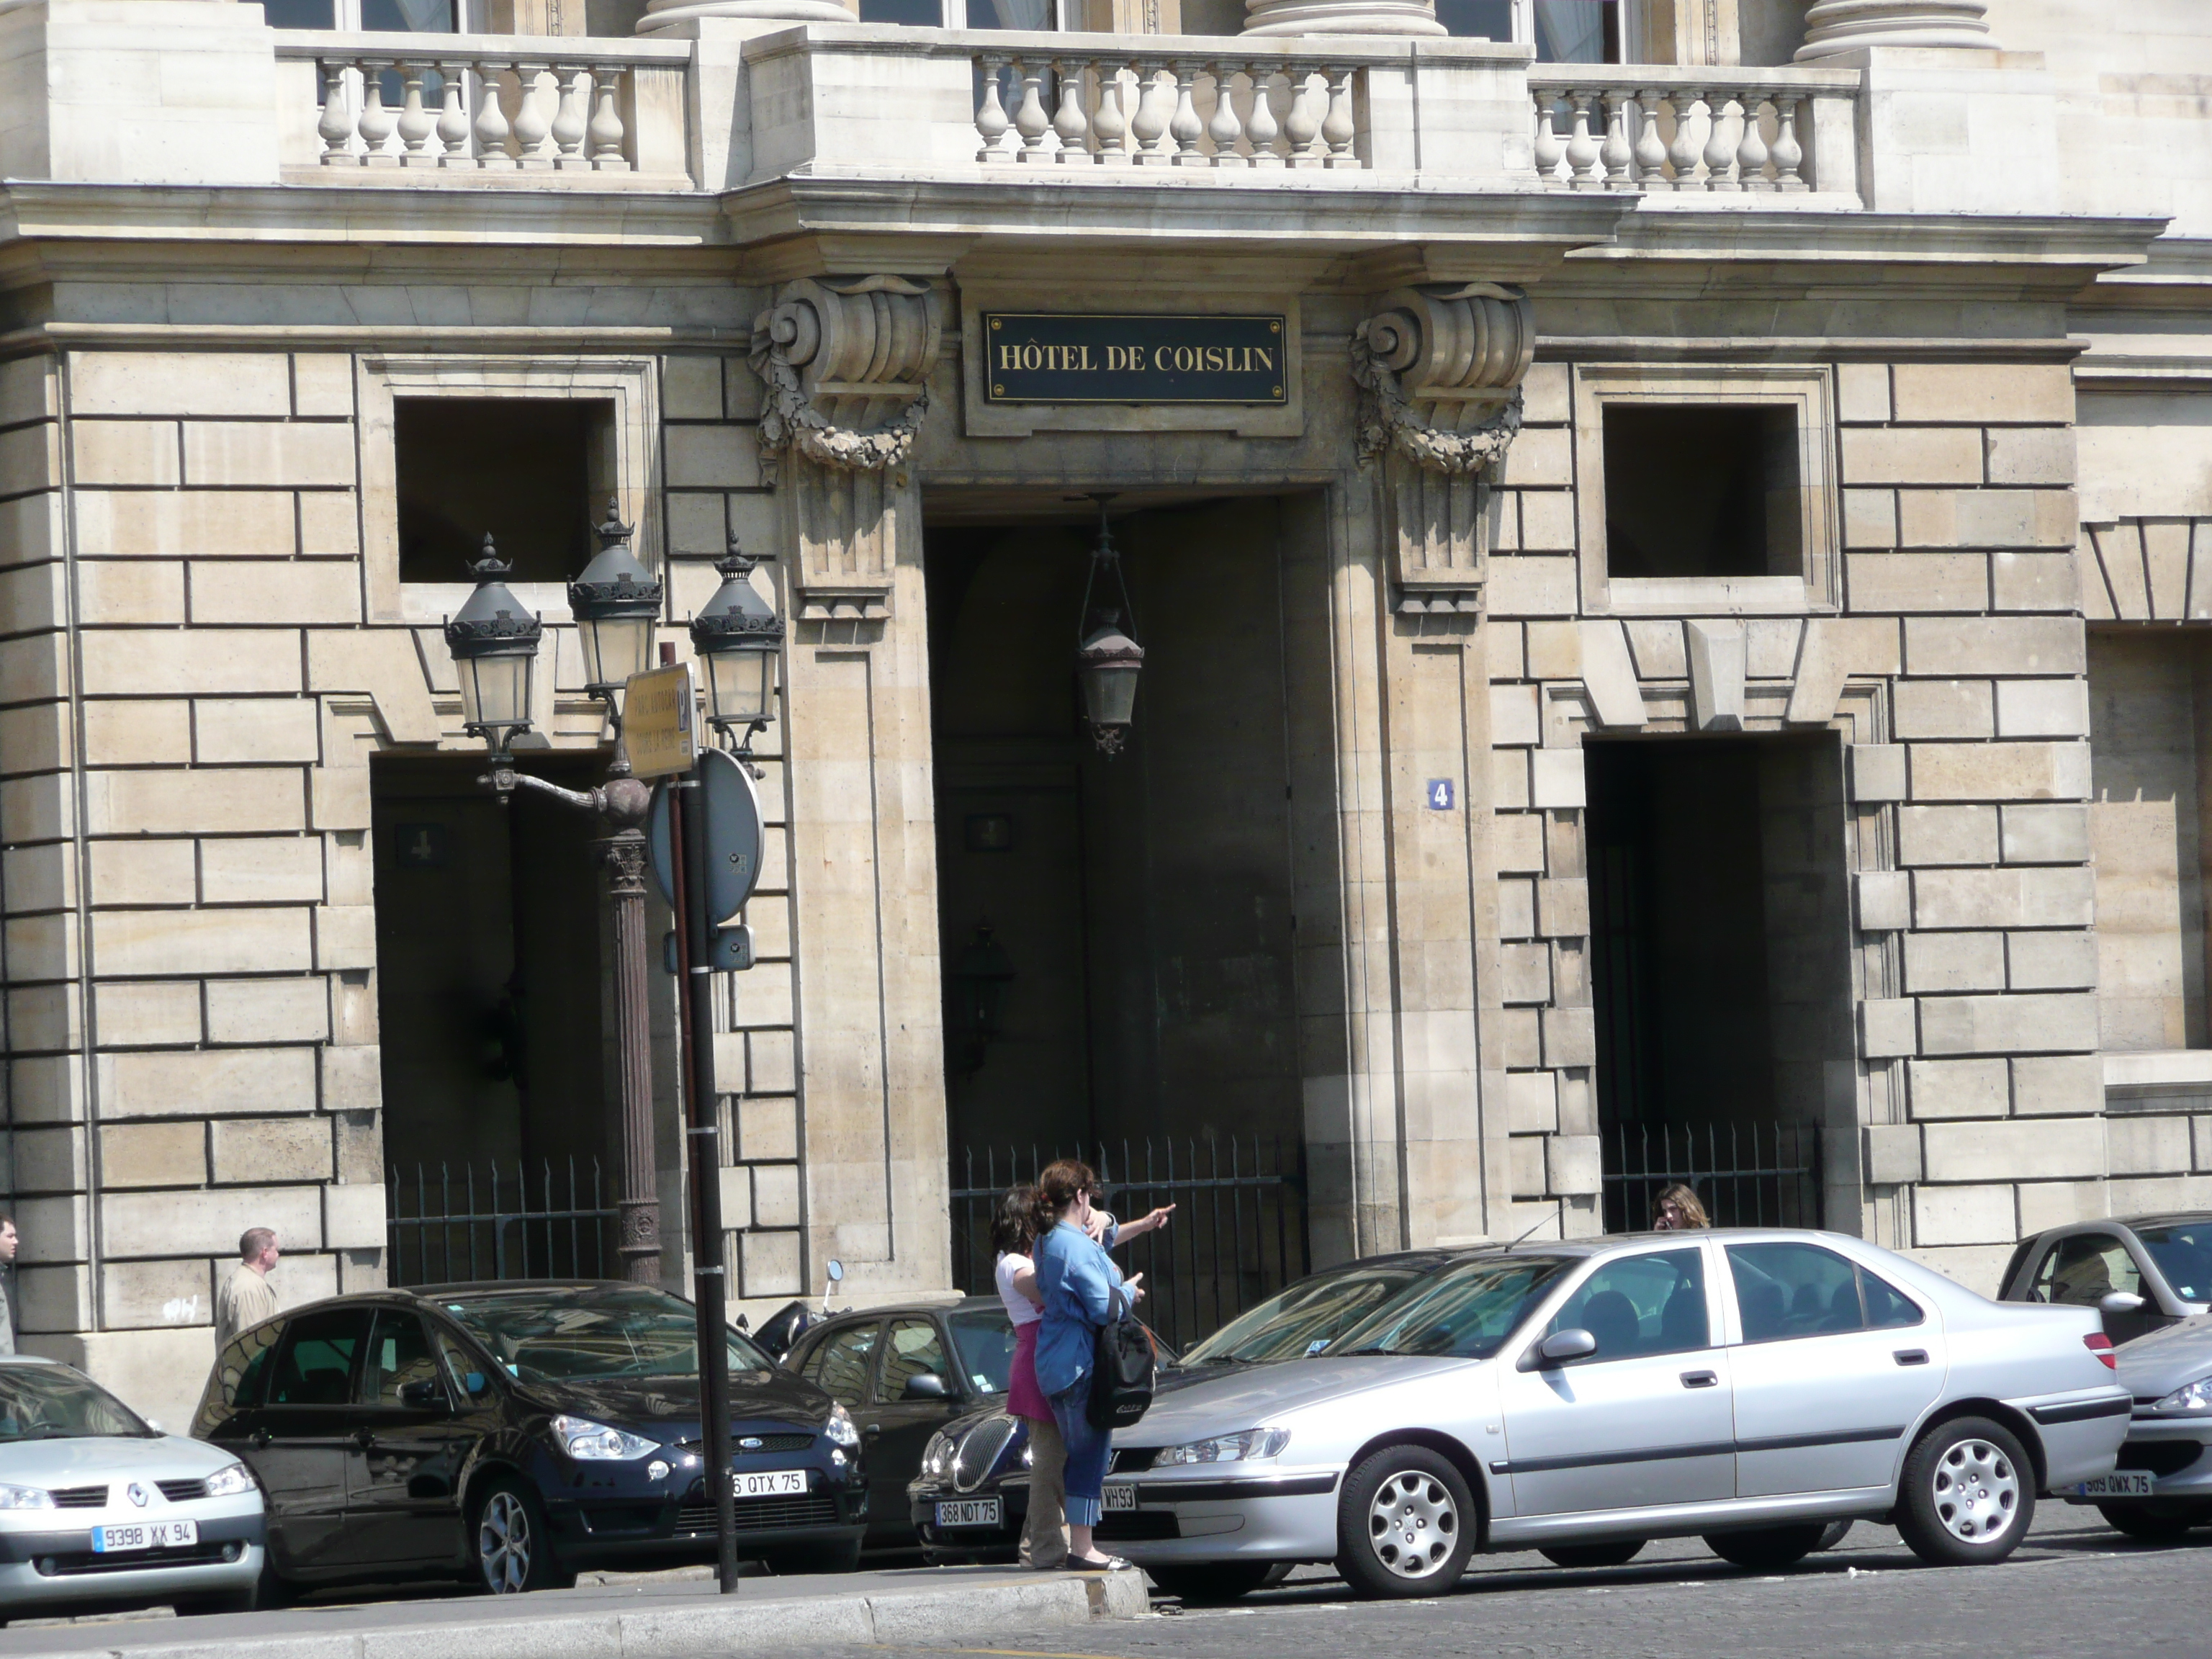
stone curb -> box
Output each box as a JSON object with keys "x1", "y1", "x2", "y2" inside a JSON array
[{"x1": 4, "y1": 1568, "x2": 1151, "y2": 1659}]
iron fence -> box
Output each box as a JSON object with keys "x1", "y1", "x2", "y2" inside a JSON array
[
  {"x1": 950, "y1": 1135, "x2": 1309, "y2": 1352},
  {"x1": 386, "y1": 1159, "x2": 616, "y2": 1285},
  {"x1": 1600, "y1": 1120, "x2": 1823, "y2": 1234}
]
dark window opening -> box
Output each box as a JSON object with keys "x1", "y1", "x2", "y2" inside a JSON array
[
  {"x1": 860, "y1": 0, "x2": 943, "y2": 19},
  {"x1": 396, "y1": 397, "x2": 608, "y2": 585},
  {"x1": 1602, "y1": 403, "x2": 1802, "y2": 580}
]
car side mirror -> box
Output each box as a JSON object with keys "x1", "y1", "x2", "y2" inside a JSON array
[
  {"x1": 398, "y1": 1380, "x2": 452, "y2": 1412},
  {"x1": 2099, "y1": 1290, "x2": 2146, "y2": 1316},
  {"x1": 903, "y1": 1373, "x2": 950, "y2": 1400},
  {"x1": 1518, "y1": 1328, "x2": 1599, "y2": 1372}
]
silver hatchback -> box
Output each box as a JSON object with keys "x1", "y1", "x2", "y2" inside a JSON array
[{"x1": 1102, "y1": 1230, "x2": 2131, "y2": 1601}]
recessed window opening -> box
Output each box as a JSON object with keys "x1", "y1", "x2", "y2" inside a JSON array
[
  {"x1": 1437, "y1": 0, "x2": 1618, "y2": 62},
  {"x1": 1602, "y1": 403, "x2": 1802, "y2": 581},
  {"x1": 396, "y1": 397, "x2": 612, "y2": 585}
]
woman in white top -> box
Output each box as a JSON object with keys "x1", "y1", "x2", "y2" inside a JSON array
[{"x1": 993, "y1": 1186, "x2": 1064, "y2": 1569}]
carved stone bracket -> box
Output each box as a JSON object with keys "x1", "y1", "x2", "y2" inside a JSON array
[
  {"x1": 1351, "y1": 283, "x2": 1535, "y2": 616},
  {"x1": 750, "y1": 275, "x2": 946, "y2": 623}
]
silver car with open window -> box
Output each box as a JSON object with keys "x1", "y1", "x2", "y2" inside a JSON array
[
  {"x1": 1100, "y1": 1230, "x2": 2133, "y2": 1601},
  {"x1": 0, "y1": 1354, "x2": 264, "y2": 1622}
]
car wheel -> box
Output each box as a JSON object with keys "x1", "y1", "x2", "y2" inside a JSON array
[
  {"x1": 1894, "y1": 1416, "x2": 2034, "y2": 1568},
  {"x1": 2096, "y1": 1501, "x2": 2212, "y2": 1542},
  {"x1": 1143, "y1": 1562, "x2": 1277, "y2": 1603},
  {"x1": 760, "y1": 1539, "x2": 863, "y2": 1575},
  {"x1": 1704, "y1": 1524, "x2": 1827, "y2": 1571},
  {"x1": 1335, "y1": 1444, "x2": 1475, "y2": 1600},
  {"x1": 1539, "y1": 1540, "x2": 1645, "y2": 1569},
  {"x1": 472, "y1": 1477, "x2": 572, "y2": 1593}
]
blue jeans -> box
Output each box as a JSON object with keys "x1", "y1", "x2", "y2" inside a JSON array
[{"x1": 1048, "y1": 1380, "x2": 1110, "y2": 1529}]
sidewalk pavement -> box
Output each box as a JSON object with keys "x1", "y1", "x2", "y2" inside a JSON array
[{"x1": 0, "y1": 1563, "x2": 1151, "y2": 1659}]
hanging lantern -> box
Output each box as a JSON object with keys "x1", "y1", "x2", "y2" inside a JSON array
[
  {"x1": 567, "y1": 500, "x2": 662, "y2": 703},
  {"x1": 444, "y1": 534, "x2": 542, "y2": 760},
  {"x1": 690, "y1": 539, "x2": 785, "y2": 738},
  {"x1": 1075, "y1": 503, "x2": 1143, "y2": 757}
]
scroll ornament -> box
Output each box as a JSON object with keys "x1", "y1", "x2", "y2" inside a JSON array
[
  {"x1": 749, "y1": 275, "x2": 945, "y2": 476},
  {"x1": 1349, "y1": 282, "x2": 1534, "y2": 477}
]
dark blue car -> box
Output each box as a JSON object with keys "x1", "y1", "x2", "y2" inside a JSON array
[{"x1": 193, "y1": 1281, "x2": 866, "y2": 1599}]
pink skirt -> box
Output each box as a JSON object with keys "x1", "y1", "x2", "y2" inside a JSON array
[{"x1": 1009, "y1": 1321, "x2": 1053, "y2": 1421}]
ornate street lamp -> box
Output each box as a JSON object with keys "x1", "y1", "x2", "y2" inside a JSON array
[
  {"x1": 567, "y1": 501, "x2": 663, "y2": 710},
  {"x1": 444, "y1": 534, "x2": 541, "y2": 767},
  {"x1": 1074, "y1": 502, "x2": 1144, "y2": 757},
  {"x1": 690, "y1": 538, "x2": 784, "y2": 746}
]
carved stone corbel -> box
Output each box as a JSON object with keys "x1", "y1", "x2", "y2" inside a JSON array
[
  {"x1": 751, "y1": 276, "x2": 947, "y2": 623},
  {"x1": 1350, "y1": 282, "x2": 1534, "y2": 616}
]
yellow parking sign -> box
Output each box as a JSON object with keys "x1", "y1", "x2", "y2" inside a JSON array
[{"x1": 623, "y1": 663, "x2": 697, "y2": 779}]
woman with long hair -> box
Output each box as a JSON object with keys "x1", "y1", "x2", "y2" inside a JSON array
[
  {"x1": 1651, "y1": 1182, "x2": 1711, "y2": 1231},
  {"x1": 1030, "y1": 1159, "x2": 1141, "y2": 1570},
  {"x1": 992, "y1": 1184, "x2": 1065, "y2": 1570}
]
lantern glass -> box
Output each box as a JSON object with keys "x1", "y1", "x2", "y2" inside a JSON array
[
  {"x1": 1080, "y1": 658, "x2": 1141, "y2": 730},
  {"x1": 703, "y1": 642, "x2": 775, "y2": 729},
  {"x1": 459, "y1": 648, "x2": 534, "y2": 734},
  {"x1": 577, "y1": 611, "x2": 655, "y2": 695}
]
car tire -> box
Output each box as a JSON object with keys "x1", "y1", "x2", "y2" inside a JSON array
[
  {"x1": 253, "y1": 1555, "x2": 295, "y2": 1610},
  {"x1": 1894, "y1": 1416, "x2": 2035, "y2": 1568},
  {"x1": 1704, "y1": 1524, "x2": 1827, "y2": 1571},
  {"x1": 1334, "y1": 1444, "x2": 1476, "y2": 1601},
  {"x1": 1539, "y1": 1540, "x2": 1645, "y2": 1569},
  {"x1": 472, "y1": 1475, "x2": 572, "y2": 1593},
  {"x1": 2096, "y1": 1501, "x2": 2212, "y2": 1542},
  {"x1": 760, "y1": 1539, "x2": 863, "y2": 1575},
  {"x1": 1143, "y1": 1562, "x2": 1277, "y2": 1604}
]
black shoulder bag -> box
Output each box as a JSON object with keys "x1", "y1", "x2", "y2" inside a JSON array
[{"x1": 1087, "y1": 1284, "x2": 1156, "y2": 1430}]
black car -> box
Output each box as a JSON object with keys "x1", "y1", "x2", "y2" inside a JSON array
[
  {"x1": 1998, "y1": 1213, "x2": 2212, "y2": 1343},
  {"x1": 192, "y1": 1280, "x2": 867, "y2": 1598}
]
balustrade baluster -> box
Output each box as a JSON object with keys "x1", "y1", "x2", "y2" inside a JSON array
[
  {"x1": 1668, "y1": 88, "x2": 1707, "y2": 189},
  {"x1": 1771, "y1": 91, "x2": 1805, "y2": 190},
  {"x1": 1600, "y1": 89, "x2": 1633, "y2": 189},
  {"x1": 513, "y1": 63, "x2": 553, "y2": 167},
  {"x1": 1564, "y1": 89, "x2": 1601, "y2": 188},
  {"x1": 316, "y1": 60, "x2": 355, "y2": 165},
  {"x1": 1531, "y1": 90, "x2": 1564, "y2": 185},
  {"x1": 1735, "y1": 91, "x2": 1771, "y2": 189},
  {"x1": 1244, "y1": 63, "x2": 1281, "y2": 166},
  {"x1": 1632, "y1": 87, "x2": 1669, "y2": 187},
  {"x1": 552, "y1": 66, "x2": 592, "y2": 169},
  {"x1": 1167, "y1": 60, "x2": 1205, "y2": 166},
  {"x1": 1091, "y1": 62, "x2": 1130, "y2": 163},
  {"x1": 1131, "y1": 60, "x2": 1172, "y2": 166},
  {"x1": 585, "y1": 66, "x2": 629, "y2": 169},
  {"x1": 1703, "y1": 91, "x2": 1740, "y2": 191},
  {"x1": 1052, "y1": 59, "x2": 1090, "y2": 162},
  {"x1": 1206, "y1": 63, "x2": 1245, "y2": 167},
  {"x1": 435, "y1": 64, "x2": 471, "y2": 166},
  {"x1": 975, "y1": 55, "x2": 1011, "y2": 162},
  {"x1": 1321, "y1": 65, "x2": 1356, "y2": 168},
  {"x1": 1283, "y1": 69, "x2": 1321, "y2": 167},
  {"x1": 395, "y1": 63, "x2": 436, "y2": 166},
  {"x1": 474, "y1": 63, "x2": 516, "y2": 169},
  {"x1": 1012, "y1": 59, "x2": 1051, "y2": 161},
  {"x1": 358, "y1": 61, "x2": 398, "y2": 165}
]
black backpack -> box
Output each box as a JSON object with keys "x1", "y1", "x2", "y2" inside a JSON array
[{"x1": 1087, "y1": 1286, "x2": 1156, "y2": 1430}]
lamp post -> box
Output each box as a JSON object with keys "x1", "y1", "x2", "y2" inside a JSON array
[{"x1": 689, "y1": 539, "x2": 784, "y2": 752}]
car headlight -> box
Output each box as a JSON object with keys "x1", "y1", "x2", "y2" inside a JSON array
[
  {"x1": 1155, "y1": 1429, "x2": 1290, "y2": 1466},
  {"x1": 2154, "y1": 1377, "x2": 2212, "y2": 1413},
  {"x1": 0, "y1": 1484, "x2": 54, "y2": 1511},
  {"x1": 825, "y1": 1402, "x2": 862, "y2": 1449},
  {"x1": 203, "y1": 1462, "x2": 256, "y2": 1498},
  {"x1": 921, "y1": 1429, "x2": 955, "y2": 1479},
  {"x1": 550, "y1": 1414, "x2": 660, "y2": 1460}
]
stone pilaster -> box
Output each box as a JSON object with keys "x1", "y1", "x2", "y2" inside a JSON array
[{"x1": 1795, "y1": 0, "x2": 1992, "y2": 58}]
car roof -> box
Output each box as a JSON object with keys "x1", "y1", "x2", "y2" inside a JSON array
[{"x1": 0, "y1": 1354, "x2": 60, "y2": 1367}]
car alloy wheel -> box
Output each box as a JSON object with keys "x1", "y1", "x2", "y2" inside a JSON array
[
  {"x1": 1336, "y1": 1444, "x2": 1476, "y2": 1599},
  {"x1": 1368, "y1": 1467, "x2": 1457, "y2": 1578},
  {"x1": 1930, "y1": 1436, "x2": 2019, "y2": 1544},
  {"x1": 480, "y1": 1488, "x2": 536, "y2": 1593}
]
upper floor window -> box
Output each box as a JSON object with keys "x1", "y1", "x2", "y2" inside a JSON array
[
  {"x1": 263, "y1": 0, "x2": 455, "y2": 28},
  {"x1": 859, "y1": 0, "x2": 1058, "y2": 24},
  {"x1": 1438, "y1": 0, "x2": 1618, "y2": 63}
]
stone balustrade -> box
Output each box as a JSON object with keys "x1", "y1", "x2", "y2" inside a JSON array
[
  {"x1": 274, "y1": 32, "x2": 695, "y2": 184},
  {"x1": 1529, "y1": 69, "x2": 1861, "y2": 199},
  {"x1": 972, "y1": 55, "x2": 1367, "y2": 170}
]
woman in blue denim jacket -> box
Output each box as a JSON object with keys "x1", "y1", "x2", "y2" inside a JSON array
[{"x1": 1031, "y1": 1158, "x2": 1144, "y2": 1570}]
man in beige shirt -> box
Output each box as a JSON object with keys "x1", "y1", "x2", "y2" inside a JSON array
[{"x1": 215, "y1": 1228, "x2": 281, "y2": 1348}]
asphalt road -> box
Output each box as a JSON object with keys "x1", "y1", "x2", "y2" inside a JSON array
[{"x1": 793, "y1": 1506, "x2": 2212, "y2": 1659}]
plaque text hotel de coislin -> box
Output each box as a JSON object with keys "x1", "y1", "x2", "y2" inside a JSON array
[{"x1": 983, "y1": 313, "x2": 1288, "y2": 405}]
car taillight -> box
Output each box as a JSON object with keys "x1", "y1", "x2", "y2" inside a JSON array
[{"x1": 2085, "y1": 1333, "x2": 2116, "y2": 1370}]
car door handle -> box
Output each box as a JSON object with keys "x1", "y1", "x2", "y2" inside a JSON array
[
  {"x1": 1894, "y1": 1349, "x2": 1930, "y2": 1367},
  {"x1": 1680, "y1": 1370, "x2": 1719, "y2": 1389}
]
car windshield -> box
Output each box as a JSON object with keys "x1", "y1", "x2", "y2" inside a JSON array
[
  {"x1": 1180, "y1": 1262, "x2": 1439, "y2": 1365},
  {"x1": 441, "y1": 1288, "x2": 775, "y2": 1385},
  {"x1": 946, "y1": 1308, "x2": 1017, "y2": 1394},
  {"x1": 2136, "y1": 1220, "x2": 2212, "y2": 1303},
  {"x1": 0, "y1": 1365, "x2": 151, "y2": 1443},
  {"x1": 1326, "y1": 1256, "x2": 1571, "y2": 1360}
]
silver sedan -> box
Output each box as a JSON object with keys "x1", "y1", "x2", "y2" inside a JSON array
[
  {"x1": 2066, "y1": 1310, "x2": 2212, "y2": 1539},
  {"x1": 1102, "y1": 1229, "x2": 2131, "y2": 1601},
  {"x1": 0, "y1": 1356, "x2": 264, "y2": 1621}
]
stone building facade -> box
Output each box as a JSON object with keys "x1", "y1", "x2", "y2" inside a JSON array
[{"x1": 0, "y1": 0, "x2": 2206, "y2": 1426}]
